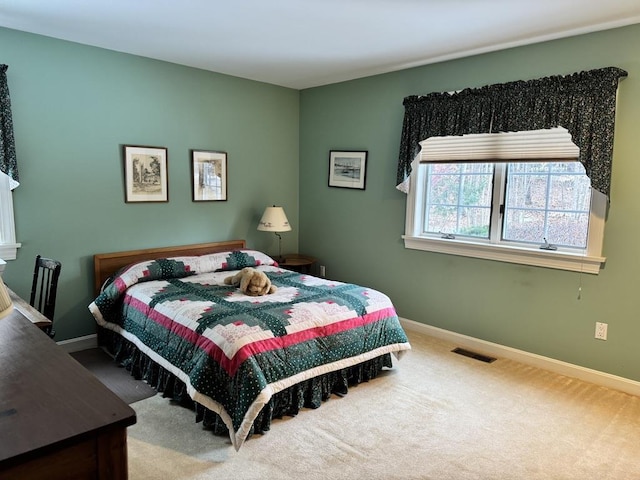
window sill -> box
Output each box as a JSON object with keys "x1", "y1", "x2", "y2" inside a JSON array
[
  {"x1": 402, "y1": 236, "x2": 604, "y2": 274},
  {"x1": 0, "y1": 243, "x2": 21, "y2": 262}
]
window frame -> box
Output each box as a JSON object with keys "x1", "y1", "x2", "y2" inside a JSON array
[{"x1": 402, "y1": 130, "x2": 607, "y2": 274}]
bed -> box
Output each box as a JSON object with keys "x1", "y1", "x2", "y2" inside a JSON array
[{"x1": 89, "y1": 240, "x2": 411, "y2": 450}]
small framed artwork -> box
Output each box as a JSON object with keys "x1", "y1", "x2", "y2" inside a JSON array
[
  {"x1": 328, "y1": 150, "x2": 368, "y2": 190},
  {"x1": 191, "y1": 150, "x2": 227, "y2": 201},
  {"x1": 123, "y1": 145, "x2": 168, "y2": 203}
]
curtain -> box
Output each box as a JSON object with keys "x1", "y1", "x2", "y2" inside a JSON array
[
  {"x1": 0, "y1": 64, "x2": 19, "y2": 190},
  {"x1": 396, "y1": 67, "x2": 627, "y2": 197}
]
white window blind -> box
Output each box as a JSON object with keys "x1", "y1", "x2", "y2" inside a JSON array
[{"x1": 418, "y1": 127, "x2": 579, "y2": 163}]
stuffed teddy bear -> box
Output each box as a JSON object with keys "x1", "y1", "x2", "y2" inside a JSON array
[{"x1": 224, "y1": 267, "x2": 277, "y2": 296}]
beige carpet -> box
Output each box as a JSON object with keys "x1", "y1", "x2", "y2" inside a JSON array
[{"x1": 127, "y1": 330, "x2": 640, "y2": 480}]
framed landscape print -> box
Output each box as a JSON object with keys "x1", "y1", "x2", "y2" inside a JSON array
[
  {"x1": 191, "y1": 150, "x2": 227, "y2": 201},
  {"x1": 328, "y1": 150, "x2": 367, "y2": 190},
  {"x1": 123, "y1": 145, "x2": 168, "y2": 203}
]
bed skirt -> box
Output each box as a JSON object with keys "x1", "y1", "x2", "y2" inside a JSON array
[{"x1": 99, "y1": 327, "x2": 393, "y2": 440}]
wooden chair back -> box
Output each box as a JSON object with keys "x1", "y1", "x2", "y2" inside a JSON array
[{"x1": 30, "y1": 255, "x2": 62, "y2": 338}]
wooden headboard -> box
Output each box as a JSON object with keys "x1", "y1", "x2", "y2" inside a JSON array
[{"x1": 93, "y1": 239, "x2": 246, "y2": 296}]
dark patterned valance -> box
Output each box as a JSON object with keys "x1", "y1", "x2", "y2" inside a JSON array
[
  {"x1": 396, "y1": 67, "x2": 627, "y2": 197},
  {"x1": 0, "y1": 64, "x2": 19, "y2": 189}
]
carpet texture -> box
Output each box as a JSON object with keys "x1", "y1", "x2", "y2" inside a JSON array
[
  {"x1": 70, "y1": 347, "x2": 156, "y2": 404},
  {"x1": 127, "y1": 329, "x2": 640, "y2": 479}
]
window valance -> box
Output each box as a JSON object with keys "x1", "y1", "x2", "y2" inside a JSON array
[
  {"x1": 0, "y1": 64, "x2": 18, "y2": 190},
  {"x1": 396, "y1": 67, "x2": 627, "y2": 197}
]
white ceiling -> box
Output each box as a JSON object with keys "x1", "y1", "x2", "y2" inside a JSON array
[{"x1": 2, "y1": 0, "x2": 640, "y2": 89}]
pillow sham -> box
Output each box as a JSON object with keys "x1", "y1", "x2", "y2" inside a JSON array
[
  {"x1": 97, "y1": 249, "x2": 276, "y2": 295},
  {"x1": 213, "y1": 250, "x2": 277, "y2": 271}
]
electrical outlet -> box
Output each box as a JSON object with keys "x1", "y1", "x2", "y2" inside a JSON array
[
  {"x1": 320, "y1": 265, "x2": 326, "y2": 277},
  {"x1": 595, "y1": 322, "x2": 608, "y2": 340}
]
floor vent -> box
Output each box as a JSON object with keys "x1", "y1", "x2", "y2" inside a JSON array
[{"x1": 451, "y1": 347, "x2": 497, "y2": 363}]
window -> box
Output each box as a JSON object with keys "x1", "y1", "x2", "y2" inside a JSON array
[
  {"x1": 502, "y1": 162, "x2": 591, "y2": 248},
  {"x1": 0, "y1": 171, "x2": 20, "y2": 262},
  {"x1": 424, "y1": 163, "x2": 493, "y2": 239},
  {"x1": 403, "y1": 128, "x2": 607, "y2": 274}
]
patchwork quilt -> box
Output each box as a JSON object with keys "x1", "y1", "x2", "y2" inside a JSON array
[{"x1": 89, "y1": 250, "x2": 411, "y2": 450}]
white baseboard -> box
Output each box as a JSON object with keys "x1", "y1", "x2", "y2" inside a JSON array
[
  {"x1": 56, "y1": 321, "x2": 640, "y2": 397},
  {"x1": 399, "y1": 318, "x2": 640, "y2": 398},
  {"x1": 56, "y1": 334, "x2": 98, "y2": 353}
]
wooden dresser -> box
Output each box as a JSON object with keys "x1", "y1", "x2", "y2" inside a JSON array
[{"x1": 0, "y1": 288, "x2": 136, "y2": 479}]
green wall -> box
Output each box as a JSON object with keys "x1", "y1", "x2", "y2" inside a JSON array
[
  {"x1": 3, "y1": 22, "x2": 640, "y2": 382},
  {"x1": 299, "y1": 24, "x2": 640, "y2": 381},
  {"x1": 1, "y1": 27, "x2": 300, "y2": 341}
]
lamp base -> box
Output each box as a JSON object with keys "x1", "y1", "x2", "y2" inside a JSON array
[{"x1": 276, "y1": 233, "x2": 283, "y2": 264}]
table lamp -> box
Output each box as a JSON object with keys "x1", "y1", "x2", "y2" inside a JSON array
[
  {"x1": 257, "y1": 205, "x2": 291, "y2": 262},
  {"x1": 0, "y1": 276, "x2": 13, "y2": 319}
]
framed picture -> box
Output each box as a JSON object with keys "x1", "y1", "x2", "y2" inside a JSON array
[
  {"x1": 328, "y1": 150, "x2": 368, "y2": 190},
  {"x1": 123, "y1": 145, "x2": 168, "y2": 203},
  {"x1": 191, "y1": 150, "x2": 227, "y2": 201}
]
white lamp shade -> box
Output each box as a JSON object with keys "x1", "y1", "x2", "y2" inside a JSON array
[
  {"x1": 0, "y1": 277, "x2": 13, "y2": 320},
  {"x1": 257, "y1": 206, "x2": 292, "y2": 232}
]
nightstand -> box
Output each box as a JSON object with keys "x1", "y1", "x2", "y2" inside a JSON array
[{"x1": 279, "y1": 254, "x2": 317, "y2": 274}]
